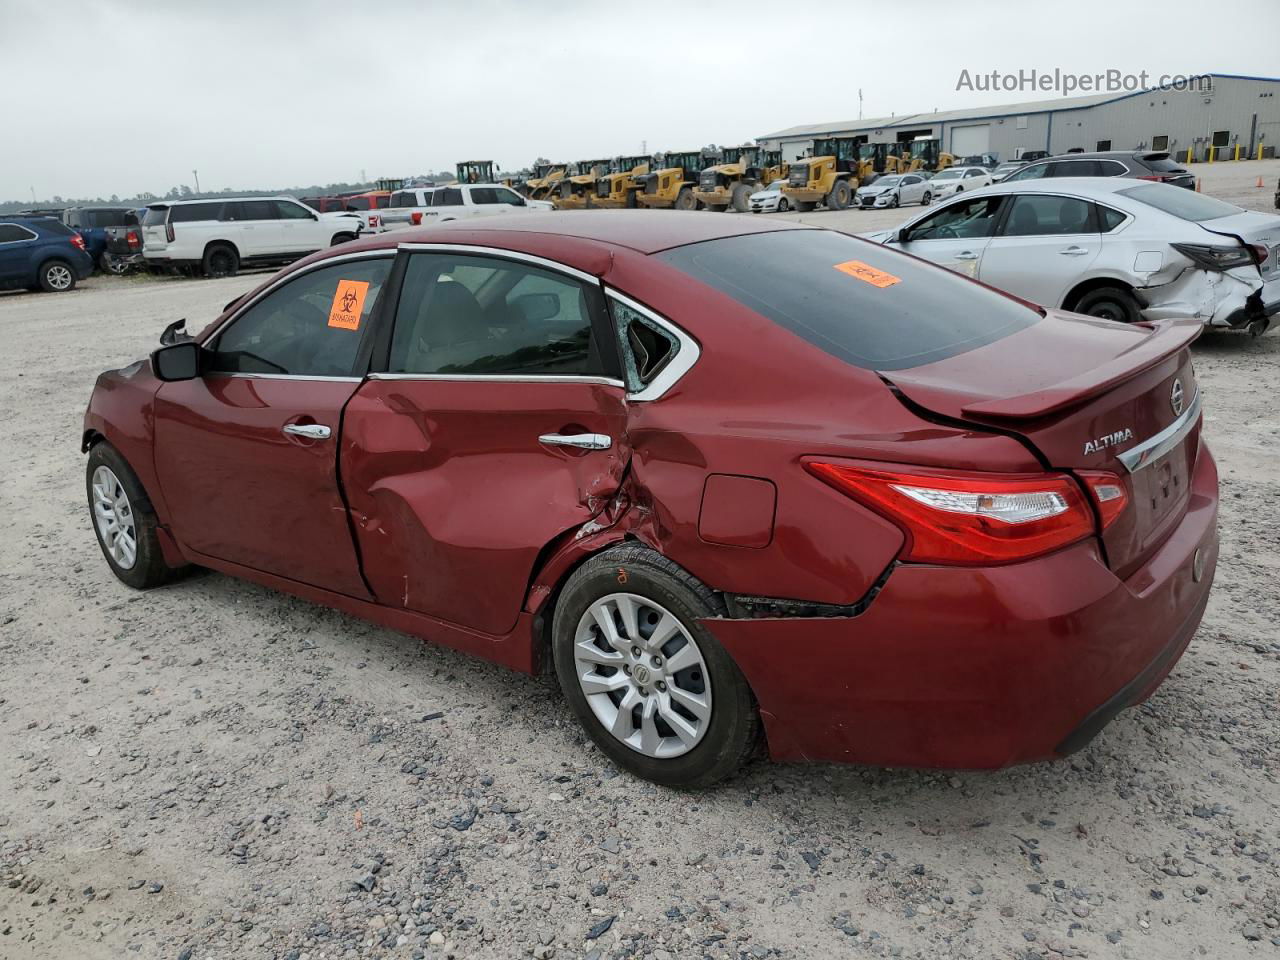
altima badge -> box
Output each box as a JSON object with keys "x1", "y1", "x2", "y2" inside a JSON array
[
  {"x1": 1170, "y1": 378, "x2": 1185, "y2": 417},
  {"x1": 1084, "y1": 428, "x2": 1135, "y2": 456}
]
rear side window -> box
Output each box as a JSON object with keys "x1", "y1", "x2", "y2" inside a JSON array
[
  {"x1": 388, "y1": 254, "x2": 606, "y2": 376},
  {"x1": 1001, "y1": 195, "x2": 1095, "y2": 236},
  {"x1": 0, "y1": 224, "x2": 37, "y2": 243},
  {"x1": 659, "y1": 230, "x2": 1040, "y2": 371},
  {"x1": 1049, "y1": 159, "x2": 1102, "y2": 177},
  {"x1": 434, "y1": 188, "x2": 464, "y2": 207},
  {"x1": 1117, "y1": 183, "x2": 1242, "y2": 222},
  {"x1": 1098, "y1": 205, "x2": 1127, "y2": 232},
  {"x1": 228, "y1": 200, "x2": 279, "y2": 221},
  {"x1": 170, "y1": 202, "x2": 223, "y2": 223},
  {"x1": 209, "y1": 258, "x2": 392, "y2": 376},
  {"x1": 1003, "y1": 162, "x2": 1049, "y2": 182},
  {"x1": 37, "y1": 220, "x2": 74, "y2": 236}
]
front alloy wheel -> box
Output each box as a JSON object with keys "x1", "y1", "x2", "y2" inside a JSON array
[
  {"x1": 91, "y1": 465, "x2": 137, "y2": 569},
  {"x1": 574, "y1": 593, "x2": 711, "y2": 758}
]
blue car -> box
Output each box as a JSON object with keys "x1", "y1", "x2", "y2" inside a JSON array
[{"x1": 0, "y1": 216, "x2": 94, "y2": 293}]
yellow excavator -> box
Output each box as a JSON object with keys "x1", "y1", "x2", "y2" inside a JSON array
[
  {"x1": 635, "y1": 150, "x2": 709, "y2": 210},
  {"x1": 522, "y1": 162, "x2": 567, "y2": 201},
  {"x1": 693, "y1": 145, "x2": 772, "y2": 213},
  {"x1": 594, "y1": 156, "x2": 652, "y2": 209},
  {"x1": 555, "y1": 159, "x2": 613, "y2": 210},
  {"x1": 780, "y1": 137, "x2": 868, "y2": 211}
]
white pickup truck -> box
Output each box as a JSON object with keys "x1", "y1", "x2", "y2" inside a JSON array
[{"x1": 374, "y1": 184, "x2": 552, "y2": 232}]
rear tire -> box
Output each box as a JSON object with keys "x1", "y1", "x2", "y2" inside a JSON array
[
  {"x1": 1074, "y1": 286, "x2": 1142, "y2": 324},
  {"x1": 86, "y1": 442, "x2": 184, "y2": 590},
  {"x1": 202, "y1": 244, "x2": 239, "y2": 278},
  {"x1": 674, "y1": 187, "x2": 696, "y2": 211},
  {"x1": 330, "y1": 232, "x2": 357, "y2": 245},
  {"x1": 551, "y1": 545, "x2": 759, "y2": 788},
  {"x1": 921, "y1": 191, "x2": 932, "y2": 206},
  {"x1": 39, "y1": 259, "x2": 76, "y2": 292}
]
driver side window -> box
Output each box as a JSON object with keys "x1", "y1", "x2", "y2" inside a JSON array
[
  {"x1": 208, "y1": 258, "x2": 391, "y2": 377},
  {"x1": 905, "y1": 196, "x2": 1004, "y2": 241}
]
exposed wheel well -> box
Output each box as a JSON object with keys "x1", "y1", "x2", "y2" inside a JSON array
[
  {"x1": 202, "y1": 239, "x2": 239, "y2": 259},
  {"x1": 330, "y1": 232, "x2": 357, "y2": 245},
  {"x1": 81, "y1": 429, "x2": 105, "y2": 453},
  {"x1": 1062, "y1": 277, "x2": 1136, "y2": 313}
]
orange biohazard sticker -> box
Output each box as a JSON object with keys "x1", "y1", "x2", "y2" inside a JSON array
[
  {"x1": 328, "y1": 279, "x2": 370, "y2": 330},
  {"x1": 833, "y1": 260, "x2": 901, "y2": 288}
]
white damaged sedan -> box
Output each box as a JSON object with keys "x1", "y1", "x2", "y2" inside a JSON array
[{"x1": 862, "y1": 178, "x2": 1279, "y2": 334}]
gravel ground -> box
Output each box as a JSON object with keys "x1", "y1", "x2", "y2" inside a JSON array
[{"x1": 2, "y1": 161, "x2": 1279, "y2": 960}]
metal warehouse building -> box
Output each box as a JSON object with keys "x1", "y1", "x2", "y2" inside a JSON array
[{"x1": 758, "y1": 73, "x2": 1280, "y2": 165}]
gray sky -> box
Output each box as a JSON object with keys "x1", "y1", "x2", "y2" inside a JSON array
[{"x1": 2, "y1": 0, "x2": 1276, "y2": 201}]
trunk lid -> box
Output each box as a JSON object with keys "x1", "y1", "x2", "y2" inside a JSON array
[
  {"x1": 1198, "y1": 211, "x2": 1280, "y2": 279},
  {"x1": 882, "y1": 313, "x2": 1203, "y2": 576}
]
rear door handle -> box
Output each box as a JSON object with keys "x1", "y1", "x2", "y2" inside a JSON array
[
  {"x1": 954, "y1": 251, "x2": 979, "y2": 261},
  {"x1": 1060, "y1": 245, "x2": 1089, "y2": 255},
  {"x1": 538, "y1": 432, "x2": 611, "y2": 451},
  {"x1": 283, "y1": 423, "x2": 331, "y2": 440}
]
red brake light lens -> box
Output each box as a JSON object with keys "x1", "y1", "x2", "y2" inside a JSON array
[
  {"x1": 71, "y1": 232, "x2": 86, "y2": 251},
  {"x1": 805, "y1": 460, "x2": 1095, "y2": 565},
  {"x1": 1077, "y1": 470, "x2": 1129, "y2": 530}
]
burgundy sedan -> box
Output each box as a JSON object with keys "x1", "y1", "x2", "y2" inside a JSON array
[{"x1": 82, "y1": 211, "x2": 1218, "y2": 787}]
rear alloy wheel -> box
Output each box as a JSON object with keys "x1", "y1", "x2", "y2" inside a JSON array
[
  {"x1": 202, "y1": 244, "x2": 239, "y2": 278},
  {"x1": 39, "y1": 260, "x2": 76, "y2": 292},
  {"x1": 1074, "y1": 286, "x2": 1142, "y2": 324},
  {"x1": 552, "y1": 546, "x2": 758, "y2": 787},
  {"x1": 921, "y1": 191, "x2": 932, "y2": 206}
]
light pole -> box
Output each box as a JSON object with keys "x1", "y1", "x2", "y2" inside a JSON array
[{"x1": 193, "y1": 170, "x2": 201, "y2": 194}]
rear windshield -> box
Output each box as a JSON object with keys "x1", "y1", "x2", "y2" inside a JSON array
[
  {"x1": 85, "y1": 209, "x2": 133, "y2": 227},
  {"x1": 39, "y1": 220, "x2": 74, "y2": 236},
  {"x1": 659, "y1": 230, "x2": 1040, "y2": 371},
  {"x1": 143, "y1": 206, "x2": 169, "y2": 226},
  {"x1": 1118, "y1": 183, "x2": 1241, "y2": 222},
  {"x1": 1142, "y1": 154, "x2": 1186, "y2": 173}
]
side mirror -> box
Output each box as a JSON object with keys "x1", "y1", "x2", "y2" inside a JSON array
[
  {"x1": 151, "y1": 341, "x2": 202, "y2": 382},
  {"x1": 512, "y1": 292, "x2": 560, "y2": 323},
  {"x1": 894, "y1": 227, "x2": 910, "y2": 244}
]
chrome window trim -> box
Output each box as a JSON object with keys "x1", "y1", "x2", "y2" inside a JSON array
[
  {"x1": 368, "y1": 373, "x2": 625, "y2": 387},
  {"x1": 1116, "y1": 388, "x2": 1202, "y2": 473},
  {"x1": 395, "y1": 242, "x2": 599, "y2": 286},
  {"x1": 202, "y1": 248, "x2": 396, "y2": 344},
  {"x1": 605, "y1": 289, "x2": 701, "y2": 402},
  {"x1": 204, "y1": 372, "x2": 362, "y2": 383}
]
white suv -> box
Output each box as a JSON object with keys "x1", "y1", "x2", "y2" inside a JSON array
[
  {"x1": 141, "y1": 196, "x2": 362, "y2": 277},
  {"x1": 372, "y1": 183, "x2": 552, "y2": 232}
]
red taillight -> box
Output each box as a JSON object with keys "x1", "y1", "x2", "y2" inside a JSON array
[
  {"x1": 70, "y1": 232, "x2": 86, "y2": 251},
  {"x1": 805, "y1": 460, "x2": 1095, "y2": 565},
  {"x1": 1137, "y1": 174, "x2": 1165, "y2": 182},
  {"x1": 127, "y1": 229, "x2": 140, "y2": 248},
  {"x1": 1249, "y1": 243, "x2": 1269, "y2": 265},
  {"x1": 411, "y1": 211, "x2": 423, "y2": 226},
  {"x1": 165, "y1": 221, "x2": 175, "y2": 243},
  {"x1": 1077, "y1": 470, "x2": 1129, "y2": 530}
]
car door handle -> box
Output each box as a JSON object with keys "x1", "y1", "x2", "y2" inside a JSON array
[
  {"x1": 283, "y1": 423, "x2": 331, "y2": 440},
  {"x1": 538, "y1": 432, "x2": 611, "y2": 451},
  {"x1": 1059, "y1": 245, "x2": 1089, "y2": 255},
  {"x1": 954, "y1": 251, "x2": 979, "y2": 261}
]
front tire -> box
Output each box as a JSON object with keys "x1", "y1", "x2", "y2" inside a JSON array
[
  {"x1": 86, "y1": 442, "x2": 182, "y2": 590},
  {"x1": 330, "y1": 232, "x2": 357, "y2": 245},
  {"x1": 674, "y1": 187, "x2": 696, "y2": 211},
  {"x1": 921, "y1": 191, "x2": 932, "y2": 206},
  {"x1": 825, "y1": 179, "x2": 851, "y2": 210},
  {"x1": 552, "y1": 545, "x2": 758, "y2": 788},
  {"x1": 730, "y1": 182, "x2": 753, "y2": 213},
  {"x1": 777, "y1": 197, "x2": 790, "y2": 213},
  {"x1": 39, "y1": 259, "x2": 76, "y2": 292}
]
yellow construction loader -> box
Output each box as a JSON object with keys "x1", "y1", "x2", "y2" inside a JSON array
[
  {"x1": 759, "y1": 149, "x2": 789, "y2": 186},
  {"x1": 555, "y1": 160, "x2": 613, "y2": 210},
  {"x1": 594, "y1": 156, "x2": 652, "y2": 208},
  {"x1": 780, "y1": 138, "x2": 868, "y2": 211},
  {"x1": 455, "y1": 160, "x2": 497, "y2": 184},
  {"x1": 635, "y1": 150, "x2": 709, "y2": 210},
  {"x1": 521, "y1": 163, "x2": 567, "y2": 200},
  {"x1": 693, "y1": 145, "x2": 771, "y2": 213}
]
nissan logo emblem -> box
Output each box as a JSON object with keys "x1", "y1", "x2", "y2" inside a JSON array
[{"x1": 1170, "y1": 378, "x2": 1185, "y2": 417}]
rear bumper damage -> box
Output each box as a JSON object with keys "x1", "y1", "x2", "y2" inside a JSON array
[
  {"x1": 704, "y1": 441, "x2": 1219, "y2": 769},
  {"x1": 1139, "y1": 267, "x2": 1276, "y2": 333}
]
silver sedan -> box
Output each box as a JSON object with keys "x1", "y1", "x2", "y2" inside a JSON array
[{"x1": 854, "y1": 173, "x2": 933, "y2": 209}]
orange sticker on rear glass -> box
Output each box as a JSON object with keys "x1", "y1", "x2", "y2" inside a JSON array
[
  {"x1": 833, "y1": 260, "x2": 900, "y2": 288},
  {"x1": 328, "y1": 280, "x2": 370, "y2": 330}
]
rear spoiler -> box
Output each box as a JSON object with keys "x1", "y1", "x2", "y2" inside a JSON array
[{"x1": 960, "y1": 318, "x2": 1202, "y2": 420}]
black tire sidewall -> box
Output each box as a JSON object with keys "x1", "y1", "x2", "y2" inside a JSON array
[
  {"x1": 203, "y1": 245, "x2": 238, "y2": 278},
  {"x1": 1077, "y1": 287, "x2": 1140, "y2": 323},
  {"x1": 551, "y1": 549, "x2": 756, "y2": 788},
  {"x1": 40, "y1": 259, "x2": 75, "y2": 292},
  {"x1": 85, "y1": 442, "x2": 172, "y2": 589}
]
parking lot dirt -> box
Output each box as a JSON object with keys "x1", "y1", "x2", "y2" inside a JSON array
[{"x1": 2, "y1": 162, "x2": 1279, "y2": 960}]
